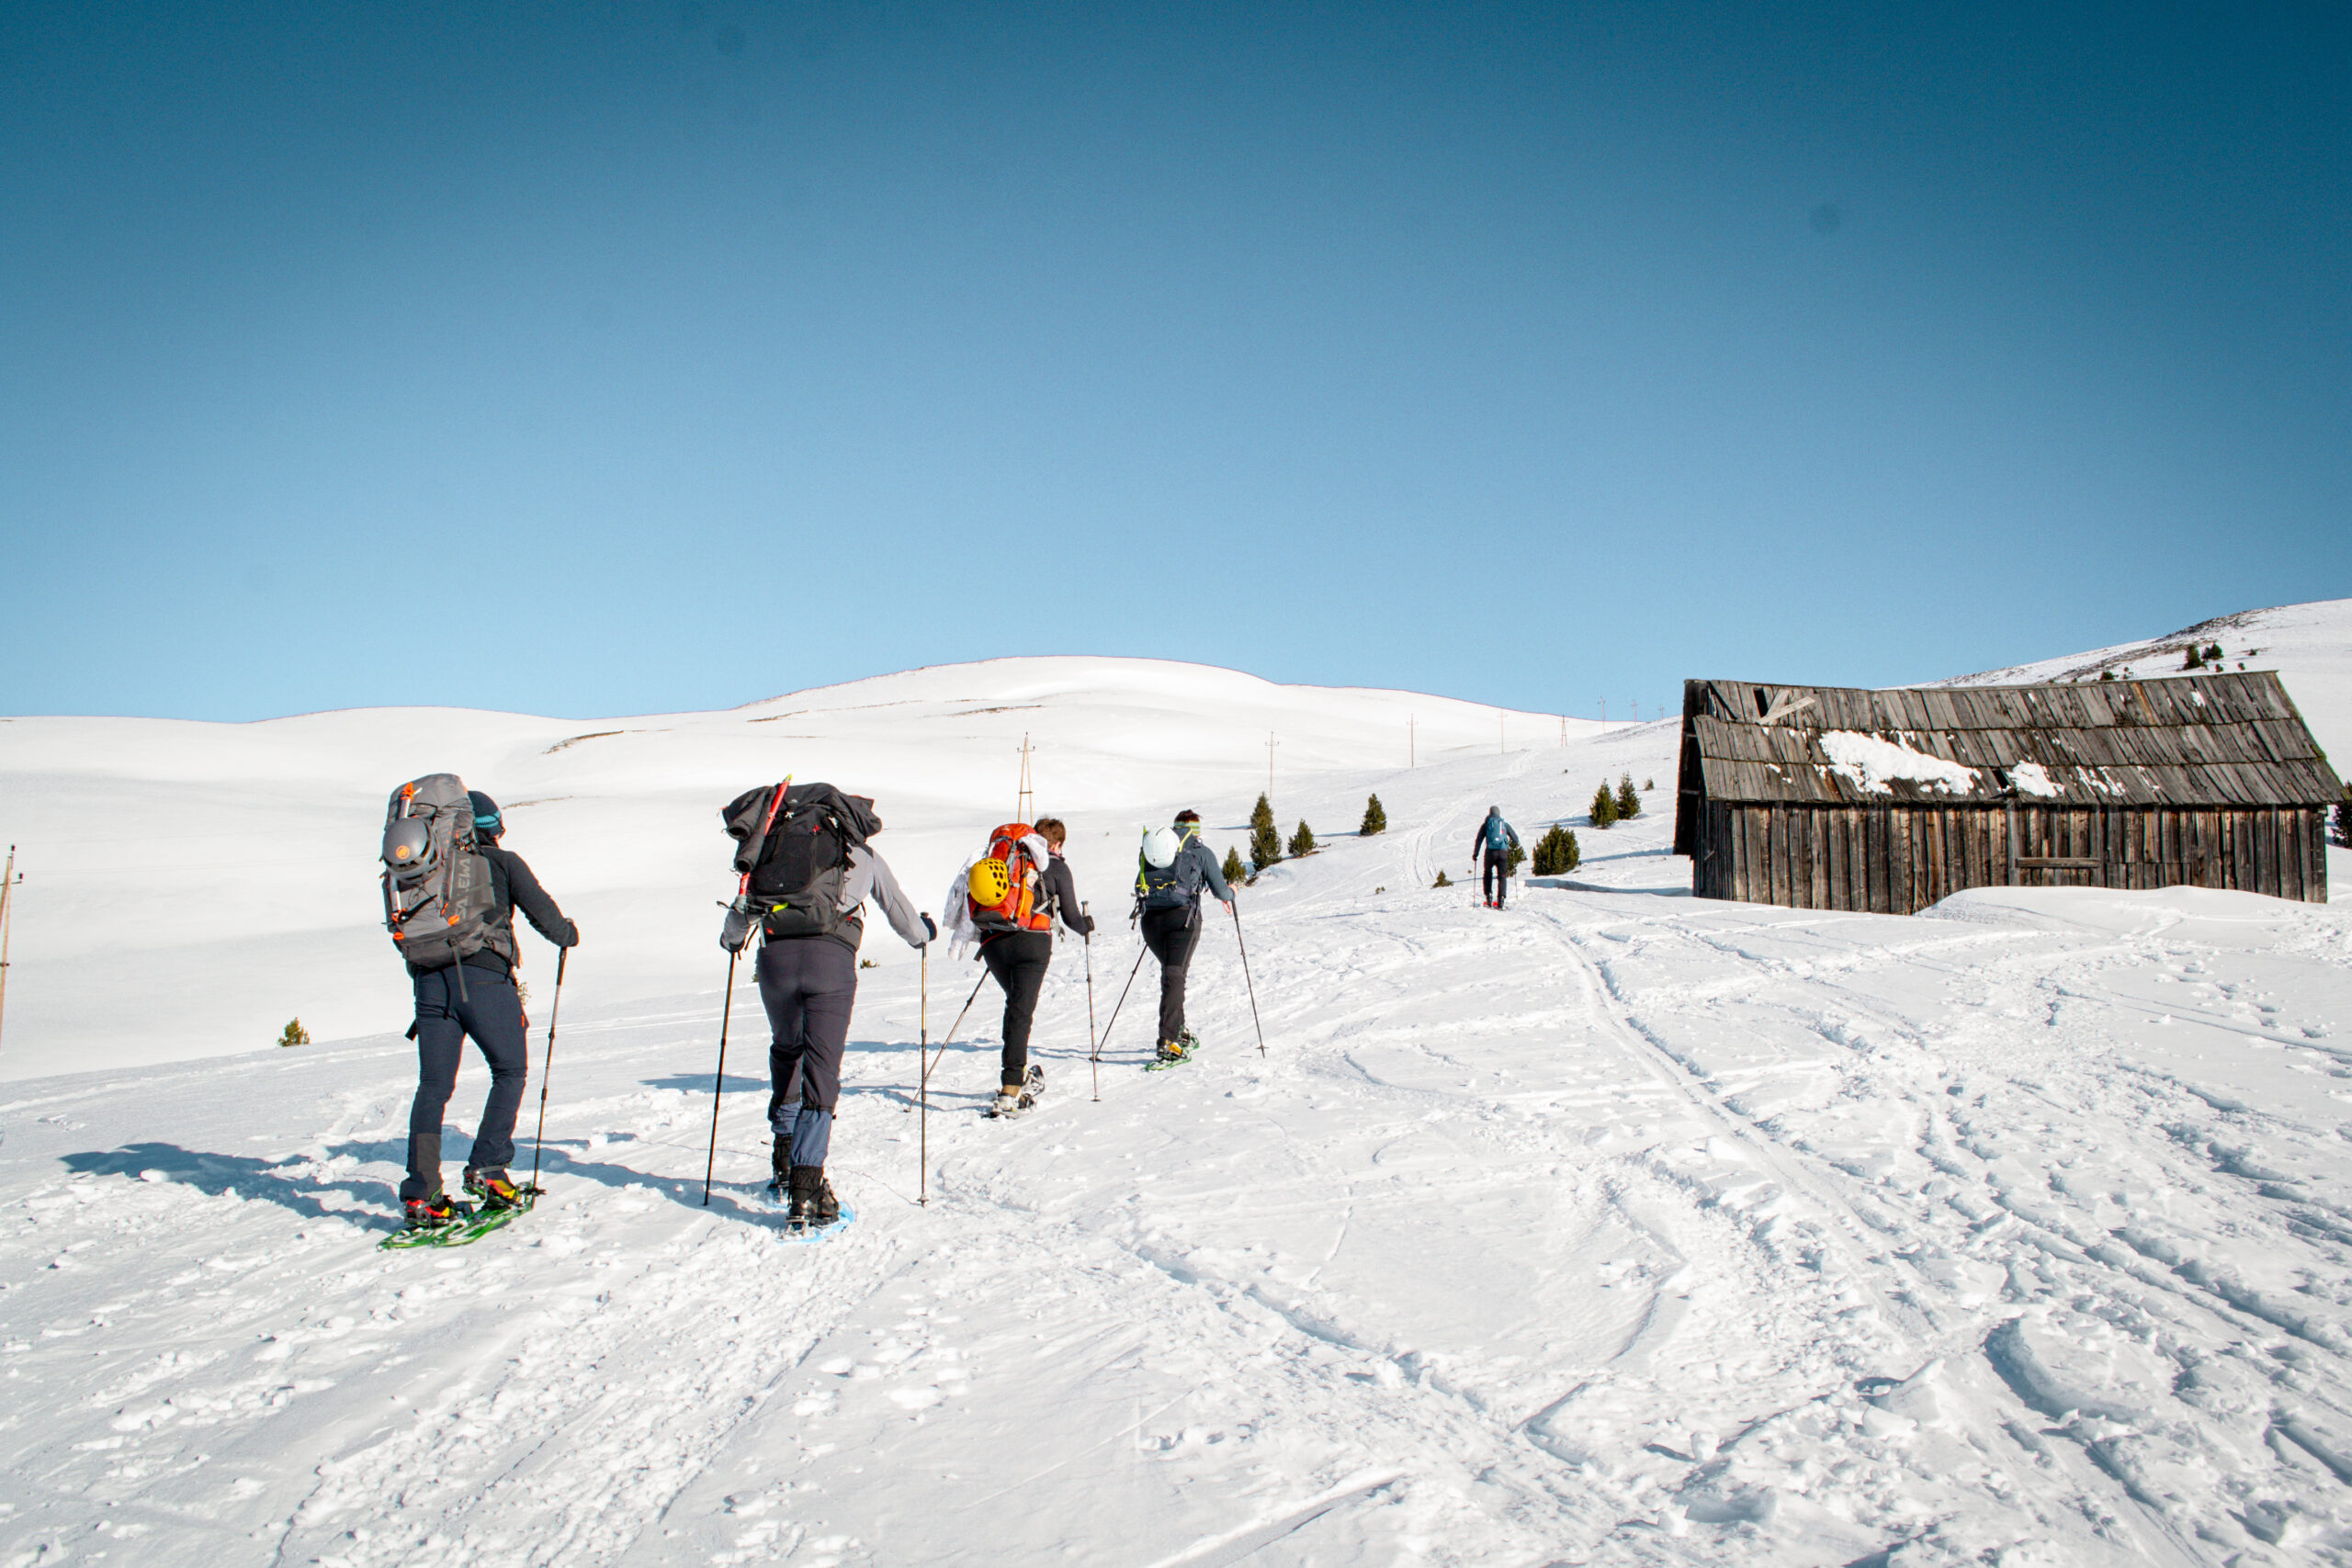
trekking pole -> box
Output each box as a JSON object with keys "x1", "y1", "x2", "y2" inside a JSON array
[
  {"x1": 918, "y1": 943, "x2": 928, "y2": 1205},
  {"x1": 1082, "y1": 902, "x2": 1099, "y2": 1102},
  {"x1": 1096, "y1": 943, "x2": 1149, "y2": 1059},
  {"x1": 701, "y1": 947, "x2": 741, "y2": 1206},
  {"x1": 702, "y1": 777, "x2": 790, "y2": 1208},
  {"x1": 1231, "y1": 903, "x2": 1267, "y2": 1058},
  {"x1": 527, "y1": 947, "x2": 567, "y2": 1194},
  {"x1": 917, "y1": 967, "x2": 990, "y2": 1207}
]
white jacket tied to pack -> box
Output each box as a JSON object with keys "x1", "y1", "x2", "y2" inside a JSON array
[{"x1": 380, "y1": 773, "x2": 510, "y2": 971}]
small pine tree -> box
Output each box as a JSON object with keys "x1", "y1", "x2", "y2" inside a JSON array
[
  {"x1": 2099, "y1": 669, "x2": 2117, "y2": 682},
  {"x1": 277, "y1": 1018, "x2": 310, "y2": 1048},
  {"x1": 1432, "y1": 869, "x2": 1452, "y2": 887},
  {"x1": 2204, "y1": 642, "x2": 2223, "y2": 662},
  {"x1": 1360, "y1": 794, "x2": 1386, "y2": 836},
  {"x1": 1222, "y1": 845, "x2": 1247, "y2": 884},
  {"x1": 2182, "y1": 645, "x2": 2203, "y2": 670},
  {"x1": 1250, "y1": 793, "x2": 1282, "y2": 868},
  {"x1": 1288, "y1": 820, "x2": 1317, "y2": 858},
  {"x1": 1590, "y1": 781, "x2": 1619, "y2": 828},
  {"x1": 1509, "y1": 839, "x2": 1525, "y2": 874},
  {"x1": 1615, "y1": 773, "x2": 1641, "y2": 820},
  {"x1": 1532, "y1": 824, "x2": 1580, "y2": 875},
  {"x1": 1643, "y1": 778, "x2": 1654, "y2": 791}
]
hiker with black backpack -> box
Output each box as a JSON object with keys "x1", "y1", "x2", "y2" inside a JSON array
[
  {"x1": 941, "y1": 816, "x2": 1095, "y2": 1117},
  {"x1": 719, "y1": 782, "x2": 933, "y2": 1230},
  {"x1": 1471, "y1": 806, "x2": 1521, "y2": 909},
  {"x1": 380, "y1": 780, "x2": 578, "y2": 1231},
  {"x1": 1136, "y1": 809, "x2": 1234, "y2": 1066}
]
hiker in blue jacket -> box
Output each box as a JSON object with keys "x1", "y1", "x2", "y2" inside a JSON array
[{"x1": 1470, "y1": 807, "x2": 1521, "y2": 909}]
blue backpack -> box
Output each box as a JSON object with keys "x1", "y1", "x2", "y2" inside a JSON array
[{"x1": 1484, "y1": 816, "x2": 1511, "y2": 854}]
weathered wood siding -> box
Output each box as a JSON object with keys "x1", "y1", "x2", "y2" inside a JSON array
[{"x1": 1693, "y1": 803, "x2": 2329, "y2": 913}]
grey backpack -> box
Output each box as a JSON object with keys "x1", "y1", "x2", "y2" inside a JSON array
[{"x1": 380, "y1": 773, "x2": 510, "y2": 971}]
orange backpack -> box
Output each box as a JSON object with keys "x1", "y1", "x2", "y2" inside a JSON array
[{"x1": 968, "y1": 822, "x2": 1054, "y2": 934}]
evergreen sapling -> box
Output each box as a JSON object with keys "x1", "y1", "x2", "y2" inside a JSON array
[
  {"x1": 1590, "y1": 781, "x2": 1619, "y2": 828},
  {"x1": 1250, "y1": 793, "x2": 1283, "y2": 869},
  {"x1": 1615, "y1": 773, "x2": 1641, "y2": 820},
  {"x1": 1360, "y1": 794, "x2": 1387, "y2": 836},
  {"x1": 1532, "y1": 825, "x2": 1580, "y2": 875},
  {"x1": 277, "y1": 1018, "x2": 310, "y2": 1048},
  {"x1": 1222, "y1": 845, "x2": 1249, "y2": 885},
  {"x1": 1288, "y1": 820, "x2": 1317, "y2": 858}
]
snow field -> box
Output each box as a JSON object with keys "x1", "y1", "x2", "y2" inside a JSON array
[{"x1": 3, "y1": 621, "x2": 2352, "y2": 1563}]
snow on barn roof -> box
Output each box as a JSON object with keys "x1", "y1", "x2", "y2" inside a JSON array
[{"x1": 1674, "y1": 671, "x2": 2343, "y2": 814}]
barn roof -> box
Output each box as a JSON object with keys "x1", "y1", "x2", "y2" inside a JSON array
[{"x1": 1675, "y1": 671, "x2": 2342, "y2": 815}]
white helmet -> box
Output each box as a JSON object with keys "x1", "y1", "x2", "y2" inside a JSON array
[{"x1": 1141, "y1": 826, "x2": 1182, "y2": 868}]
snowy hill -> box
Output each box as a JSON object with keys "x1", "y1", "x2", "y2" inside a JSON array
[{"x1": 4, "y1": 620, "x2": 2352, "y2": 1565}]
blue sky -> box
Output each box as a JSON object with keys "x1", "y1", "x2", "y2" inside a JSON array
[{"x1": 3, "y1": 2, "x2": 2345, "y2": 722}]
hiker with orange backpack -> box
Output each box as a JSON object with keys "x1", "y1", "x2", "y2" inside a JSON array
[{"x1": 942, "y1": 817, "x2": 1094, "y2": 1117}]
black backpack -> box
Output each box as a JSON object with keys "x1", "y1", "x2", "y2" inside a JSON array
[{"x1": 722, "y1": 783, "x2": 881, "y2": 942}]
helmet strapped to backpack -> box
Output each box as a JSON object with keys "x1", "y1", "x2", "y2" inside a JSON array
[
  {"x1": 1135, "y1": 819, "x2": 1207, "y2": 910},
  {"x1": 967, "y1": 823, "x2": 1052, "y2": 935},
  {"x1": 381, "y1": 773, "x2": 513, "y2": 971}
]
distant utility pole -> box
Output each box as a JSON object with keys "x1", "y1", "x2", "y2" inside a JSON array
[
  {"x1": 1600, "y1": 698, "x2": 1607, "y2": 726},
  {"x1": 1016, "y1": 733, "x2": 1035, "y2": 822},
  {"x1": 0, "y1": 847, "x2": 18, "y2": 1061},
  {"x1": 1558, "y1": 716, "x2": 1565, "y2": 746},
  {"x1": 1266, "y1": 732, "x2": 1279, "y2": 800},
  {"x1": 1408, "y1": 716, "x2": 1415, "y2": 769}
]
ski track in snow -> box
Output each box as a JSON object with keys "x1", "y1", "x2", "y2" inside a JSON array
[{"x1": 4, "y1": 642, "x2": 2352, "y2": 1564}]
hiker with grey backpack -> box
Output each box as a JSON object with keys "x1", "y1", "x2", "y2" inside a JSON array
[
  {"x1": 380, "y1": 779, "x2": 578, "y2": 1232},
  {"x1": 719, "y1": 782, "x2": 933, "y2": 1232},
  {"x1": 1135, "y1": 810, "x2": 1234, "y2": 1066}
]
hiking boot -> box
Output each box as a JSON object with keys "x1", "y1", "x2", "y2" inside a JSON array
[
  {"x1": 402, "y1": 1191, "x2": 471, "y2": 1230},
  {"x1": 766, "y1": 1136, "x2": 791, "y2": 1205},
  {"x1": 990, "y1": 1087, "x2": 1023, "y2": 1116},
  {"x1": 462, "y1": 1168, "x2": 533, "y2": 1212},
  {"x1": 809, "y1": 1171, "x2": 841, "y2": 1227},
  {"x1": 1155, "y1": 1037, "x2": 1190, "y2": 1064},
  {"x1": 787, "y1": 1166, "x2": 839, "y2": 1229}
]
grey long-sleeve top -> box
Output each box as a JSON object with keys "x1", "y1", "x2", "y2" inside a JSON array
[{"x1": 843, "y1": 845, "x2": 933, "y2": 948}]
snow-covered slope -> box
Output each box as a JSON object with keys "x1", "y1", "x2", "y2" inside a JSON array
[
  {"x1": 4, "y1": 621, "x2": 2352, "y2": 1565},
  {"x1": 0, "y1": 658, "x2": 1589, "y2": 1082},
  {"x1": 1936, "y1": 597, "x2": 2352, "y2": 767}
]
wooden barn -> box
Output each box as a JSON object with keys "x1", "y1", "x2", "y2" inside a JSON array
[{"x1": 1672, "y1": 671, "x2": 2339, "y2": 913}]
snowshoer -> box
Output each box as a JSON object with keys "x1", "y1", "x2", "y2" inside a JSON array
[
  {"x1": 720, "y1": 782, "x2": 933, "y2": 1229},
  {"x1": 1472, "y1": 806, "x2": 1521, "y2": 909},
  {"x1": 394, "y1": 787, "x2": 579, "y2": 1227},
  {"x1": 1136, "y1": 810, "x2": 1234, "y2": 1064},
  {"x1": 943, "y1": 817, "x2": 1095, "y2": 1116}
]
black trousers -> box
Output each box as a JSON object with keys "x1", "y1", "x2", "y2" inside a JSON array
[
  {"x1": 1484, "y1": 850, "x2": 1511, "y2": 905},
  {"x1": 404, "y1": 963, "x2": 529, "y2": 1201},
  {"x1": 757, "y1": 937, "x2": 859, "y2": 1168},
  {"x1": 1140, "y1": 904, "x2": 1202, "y2": 1043},
  {"x1": 981, "y1": 931, "x2": 1052, "y2": 1088}
]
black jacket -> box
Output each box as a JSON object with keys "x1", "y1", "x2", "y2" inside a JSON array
[{"x1": 409, "y1": 845, "x2": 577, "y2": 978}]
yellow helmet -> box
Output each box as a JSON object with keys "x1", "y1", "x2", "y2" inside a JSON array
[{"x1": 967, "y1": 857, "x2": 1012, "y2": 905}]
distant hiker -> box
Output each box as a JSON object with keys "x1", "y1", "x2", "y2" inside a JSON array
[
  {"x1": 720, "y1": 782, "x2": 933, "y2": 1229},
  {"x1": 380, "y1": 779, "x2": 577, "y2": 1229},
  {"x1": 943, "y1": 818, "x2": 1095, "y2": 1116},
  {"x1": 1472, "y1": 806, "x2": 1521, "y2": 909},
  {"x1": 1136, "y1": 809, "x2": 1234, "y2": 1064}
]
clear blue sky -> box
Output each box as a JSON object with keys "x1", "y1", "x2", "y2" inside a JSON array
[{"x1": 4, "y1": 2, "x2": 2345, "y2": 722}]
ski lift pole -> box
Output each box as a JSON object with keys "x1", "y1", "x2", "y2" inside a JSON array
[
  {"x1": 527, "y1": 946, "x2": 567, "y2": 1194},
  {"x1": 1231, "y1": 903, "x2": 1266, "y2": 1057}
]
